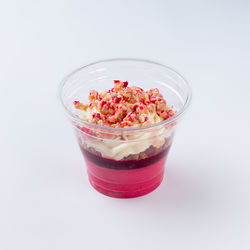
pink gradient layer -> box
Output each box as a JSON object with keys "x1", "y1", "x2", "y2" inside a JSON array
[{"x1": 84, "y1": 156, "x2": 167, "y2": 198}]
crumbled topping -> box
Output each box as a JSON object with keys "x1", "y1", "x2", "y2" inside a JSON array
[{"x1": 73, "y1": 80, "x2": 175, "y2": 128}]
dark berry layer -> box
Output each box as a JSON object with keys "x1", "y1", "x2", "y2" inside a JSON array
[{"x1": 79, "y1": 144, "x2": 171, "y2": 170}]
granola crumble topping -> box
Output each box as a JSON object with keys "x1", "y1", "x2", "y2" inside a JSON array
[{"x1": 73, "y1": 80, "x2": 175, "y2": 128}]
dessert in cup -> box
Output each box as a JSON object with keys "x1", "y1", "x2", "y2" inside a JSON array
[{"x1": 59, "y1": 59, "x2": 191, "y2": 198}]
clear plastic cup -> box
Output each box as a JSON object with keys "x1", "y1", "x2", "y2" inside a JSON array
[{"x1": 59, "y1": 59, "x2": 191, "y2": 198}]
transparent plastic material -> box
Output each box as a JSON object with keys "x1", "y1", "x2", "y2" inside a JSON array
[{"x1": 59, "y1": 59, "x2": 191, "y2": 198}]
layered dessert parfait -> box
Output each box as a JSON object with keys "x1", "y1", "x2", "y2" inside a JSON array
[{"x1": 73, "y1": 80, "x2": 176, "y2": 198}]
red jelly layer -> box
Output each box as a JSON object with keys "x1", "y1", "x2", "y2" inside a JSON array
[{"x1": 80, "y1": 145, "x2": 171, "y2": 198}]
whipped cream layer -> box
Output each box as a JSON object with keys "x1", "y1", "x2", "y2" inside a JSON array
[
  {"x1": 78, "y1": 105, "x2": 174, "y2": 160},
  {"x1": 79, "y1": 126, "x2": 174, "y2": 160}
]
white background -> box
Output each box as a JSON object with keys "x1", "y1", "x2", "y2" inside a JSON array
[{"x1": 0, "y1": 0, "x2": 250, "y2": 249}]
